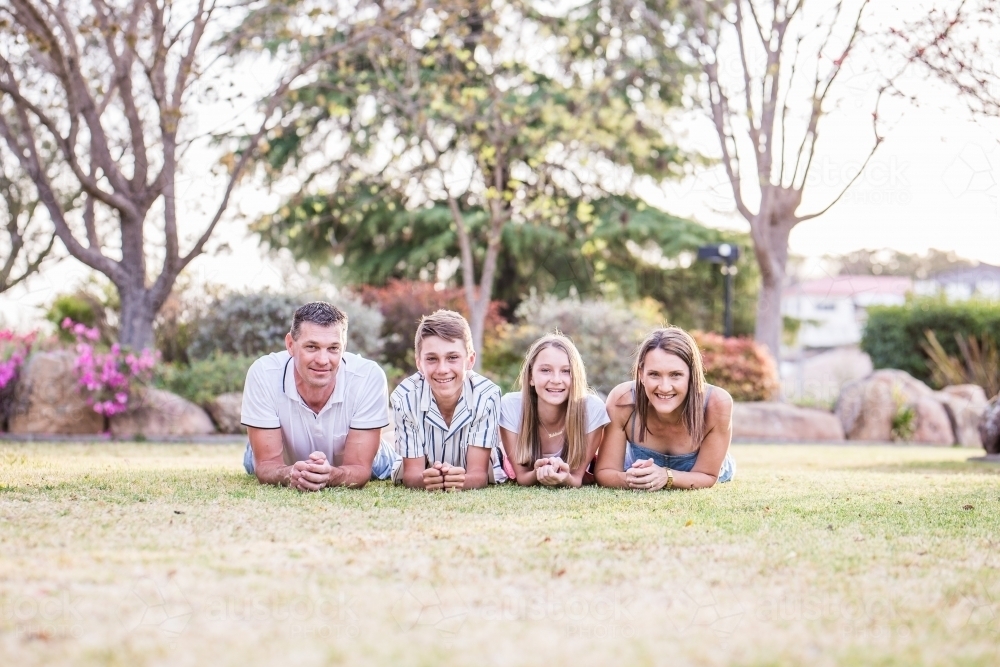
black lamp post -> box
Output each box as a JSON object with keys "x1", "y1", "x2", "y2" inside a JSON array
[{"x1": 696, "y1": 243, "x2": 741, "y2": 337}]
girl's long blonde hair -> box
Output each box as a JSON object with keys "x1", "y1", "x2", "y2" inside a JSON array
[
  {"x1": 630, "y1": 327, "x2": 707, "y2": 446},
  {"x1": 513, "y1": 333, "x2": 590, "y2": 470}
]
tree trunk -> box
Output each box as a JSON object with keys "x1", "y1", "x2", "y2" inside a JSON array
[
  {"x1": 118, "y1": 287, "x2": 156, "y2": 351},
  {"x1": 469, "y1": 301, "x2": 487, "y2": 370},
  {"x1": 754, "y1": 266, "x2": 784, "y2": 364},
  {"x1": 750, "y1": 207, "x2": 795, "y2": 364}
]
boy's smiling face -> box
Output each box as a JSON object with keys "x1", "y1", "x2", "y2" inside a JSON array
[{"x1": 416, "y1": 335, "x2": 476, "y2": 405}]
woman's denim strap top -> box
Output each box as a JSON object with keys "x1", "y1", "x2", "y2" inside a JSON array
[{"x1": 625, "y1": 384, "x2": 735, "y2": 483}]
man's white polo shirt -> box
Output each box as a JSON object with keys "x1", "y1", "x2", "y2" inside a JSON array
[{"x1": 241, "y1": 350, "x2": 389, "y2": 466}]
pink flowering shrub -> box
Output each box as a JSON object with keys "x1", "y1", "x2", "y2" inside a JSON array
[
  {"x1": 693, "y1": 330, "x2": 780, "y2": 402},
  {"x1": 1, "y1": 330, "x2": 38, "y2": 426},
  {"x1": 0, "y1": 330, "x2": 36, "y2": 390},
  {"x1": 62, "y1": 318, "x2": 157, "y2": 417}
]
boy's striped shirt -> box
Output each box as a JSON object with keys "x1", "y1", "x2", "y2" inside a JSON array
[{"x1": 390, "y1": 371, "x2": 507, "y2": 483}]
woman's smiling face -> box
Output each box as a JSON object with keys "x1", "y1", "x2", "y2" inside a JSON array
[
  {"x1": 640, "y1": 347, "x2": 690, "y2": 415},
  {"x1": 530, "y1": 345, "x2": 572, "y2": 408}
]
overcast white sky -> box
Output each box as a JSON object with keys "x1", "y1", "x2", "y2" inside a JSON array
[{"x1": 2, "y1": 0, "x2": 999, "y2": 330}]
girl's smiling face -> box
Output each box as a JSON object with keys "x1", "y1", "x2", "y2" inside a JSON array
[{"x1": 530, "y1": 345, "x2": 572, "y2": 408}]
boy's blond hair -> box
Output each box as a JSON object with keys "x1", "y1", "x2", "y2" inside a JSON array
[{"x1": 414, "y1": 310, "x2": 474, "y2": 357}]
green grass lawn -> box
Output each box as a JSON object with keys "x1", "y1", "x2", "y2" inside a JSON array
[{"x1": 1, "y1": 442, "x2": 998, "y2": 666}]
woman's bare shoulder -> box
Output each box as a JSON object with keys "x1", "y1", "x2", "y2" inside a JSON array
[
  {"x1": 605, "y1": 382, "x2": 635, "y2": 416},
  {"x1": 706, "y1": 385, "x2": 734, "y2": 423}
]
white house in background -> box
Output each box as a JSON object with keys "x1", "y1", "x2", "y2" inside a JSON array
[
  {"x1": 782, "y1": 275, "x2": 913, "y2": 349},
  {"x1": 914, "y1": 263, "x2": 1000, "y2": 301}
]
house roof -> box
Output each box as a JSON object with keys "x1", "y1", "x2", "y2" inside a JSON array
[
  {"x1": 784, "y1": 275, "x2": 913, "y2": 298},
  {"x1": 928, "y1": 263, "x2": 1000, "y2": 284}
]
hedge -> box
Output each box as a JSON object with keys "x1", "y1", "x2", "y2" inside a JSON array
[
  {"x1": 861, "y1": 298, "x2": 1000, "y2": 386},
  {"x1": 693, "y1": 331, "x2": 780, "y2": 402}
]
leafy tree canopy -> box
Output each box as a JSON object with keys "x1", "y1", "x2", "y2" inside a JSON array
[{"x1": 255, "y1": 193, "x2": 758, "y2": 336}]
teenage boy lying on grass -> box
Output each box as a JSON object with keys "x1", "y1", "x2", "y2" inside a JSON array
[{"x1": 391, "y1": 310, "x2": 509, "y2": 491}]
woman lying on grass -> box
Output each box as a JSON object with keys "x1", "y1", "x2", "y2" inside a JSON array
[
  {"x1": 595, "y1": 327, "x2": 735, "y2": 491},
  {"x1": 499, "y1": 333, "x2": 610, "y2": 487}
]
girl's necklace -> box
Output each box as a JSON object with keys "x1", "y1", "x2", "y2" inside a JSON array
[{"x1": 543, "y1": 425, "x2": 565, "y2": 438}]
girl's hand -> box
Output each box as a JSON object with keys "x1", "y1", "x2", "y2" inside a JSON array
[
  {"x1": 625, "y1": 458, "x2": 669, "y2": 491},
  {"x1": 535, "y1": 456, "x2": 571, "y2": 486}
]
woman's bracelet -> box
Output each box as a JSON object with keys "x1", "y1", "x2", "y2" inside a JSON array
[{"x1": 666, "y1": 468, "x2": 674, "y2": 490}]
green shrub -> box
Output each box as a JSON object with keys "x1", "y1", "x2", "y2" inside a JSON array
[
  {"x1": 482, "y1": 294, "x2": 663, "y2": 395},
  {"x1": 693, "y1": 331, "x2": 779, "y2": 401},
  {"x1": 155, "y1": 353, "x2": 257, "y2": 406},
  {"x1": 187, "y1": 291, "x2": 384, "y2": 362},
  {"x1": 862, "y1": 298, "x2": 1000, "y2": 387},
  {"x1": 45, "y1": 283, "x2": 118, "y2": 346},
  {"x1": 187, "y1": 292, "x2": 298, "y2": 360}
]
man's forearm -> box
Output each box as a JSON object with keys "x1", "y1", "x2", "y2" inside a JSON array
[
  {"x1": 327, "y1": 465, "x2": 371, "y2": 489},
  {"x1": 255, "y1": 461, "x2": 293, "y2": 486}
]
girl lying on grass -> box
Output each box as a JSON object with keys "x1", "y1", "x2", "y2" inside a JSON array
[
  {"x1": 595, "y1": 327, "x2": 735, "y2": 491},
  {"x1": 499, "y1": 333, "x2": 610, "y2": 487}
]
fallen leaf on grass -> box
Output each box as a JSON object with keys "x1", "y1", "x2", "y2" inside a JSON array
[
  {"x1": 174, "y1": 510, "x2": 184, "y2": 515},
  {"x1": 684, "y1": 520, "x2": 694, "y2": 527},
  {"x1": 963, "y1": 505, "x2": 974, "y2": 510}
]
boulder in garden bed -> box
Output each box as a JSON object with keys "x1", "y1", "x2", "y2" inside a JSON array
[
  {"x1": 909, "y1": 396, "x2": 955, "y2": 445},
  {"x1": 981, "y1": 395, "x2": 1000, "y2": 455},
  {"x1": 8, "y1": 351, "x2": 105, "y2": 435},
  {"x1": 206, "y1": 392, "x2": 246, "y2": 435},
  {"x1": 110, "y1": 387, "x2": 216, "y2": 438},
  {"x1": 835, "y1": 369, "x2": 953, "y2": 444},
  {"x1": 732, "y1": 402, "x2": 845, "y2": 441},
  {"x1": 934, "y1": 385, "x2": 989, "y2": 448}
]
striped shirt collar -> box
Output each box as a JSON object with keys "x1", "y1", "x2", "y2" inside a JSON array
[
  {"x1": 416, "y1": 372, "x2": 474, "y2": 439},
  {"x1": 282, "y1": 354, "x2": 347, "y2": 413}
]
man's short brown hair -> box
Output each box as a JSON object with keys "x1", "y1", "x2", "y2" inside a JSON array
[{"x1": 414, "y1": 310, "x2": 474, "y2": 357}]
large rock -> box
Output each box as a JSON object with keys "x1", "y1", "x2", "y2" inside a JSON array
[
  {"x1": 934, "y1": 385, "x2": 989, "y2": 448},
  {"x1": 732, "y1": 402, "x2": 845, "y2": 441},
  {"x1": 835, "y1": 369, "x2": 953, "y2": 444},
  {"x1": 981, "y1": 395, "x2": 1000, "y2": 454},
  {"x1": 205, "y1": 392, "x2": 246, "y2": 435},
  {"x1": 110, "y1": 387, "x2": 216, "y2": 438},
  {"x1": 909, "y1": 396, "x2": 955, "y2": 445},
  {"x1": 8, "y1": 351, "x2": 105, "y2": 435}
]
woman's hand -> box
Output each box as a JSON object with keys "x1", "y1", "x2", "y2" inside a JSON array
[
  {"x1": 625, "y1": 458, "x2": 669, "y2": 491},
  {"x1": 534, "y1": 457, "x2": 571, "y2": 487}
]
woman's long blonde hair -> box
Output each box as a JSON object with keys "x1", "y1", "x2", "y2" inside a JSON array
[
  {"x1": 513, "y1": 333, "x2": 590, "y2": 470},
  {"x1": 630, "y1": 327, "x2": 707, "y2": 446}
]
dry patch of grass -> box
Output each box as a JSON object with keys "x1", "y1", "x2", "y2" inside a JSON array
[{"x1": 1, "y1": 442, "x2": 998, "y2": 666}]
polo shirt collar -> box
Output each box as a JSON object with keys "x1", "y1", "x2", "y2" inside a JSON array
[{"x1": 283, "y1": 354, "x2": 347, "y2": 413}]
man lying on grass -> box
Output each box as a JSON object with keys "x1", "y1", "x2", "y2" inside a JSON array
[
  {"x1": 391, "y1": 310, "x2": 508, "y2": 491},
  {"x1": 240, "y1": 302, "x2": 399, "y2": 491}
]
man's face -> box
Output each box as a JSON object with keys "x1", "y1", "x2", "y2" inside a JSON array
[
  {"x1": 416, "y1": 336, "x2": 475, "y2": 405},
  {"x1": 285, "y1": 322, "x2": 346, "y2": 390}
]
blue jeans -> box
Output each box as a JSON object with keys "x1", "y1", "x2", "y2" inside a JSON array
[
  {"x1": 624, "y1": 441, "x2": 735, "y2": 483},
  {"x1": 243, "y1": 440, "x2": 400, "y2": 481}
]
